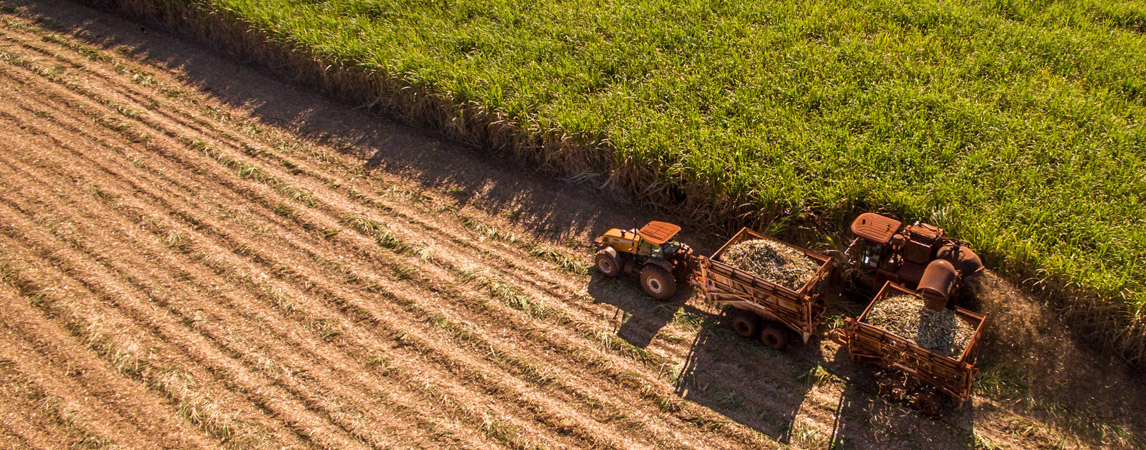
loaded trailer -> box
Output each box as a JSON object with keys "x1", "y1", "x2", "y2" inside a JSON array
[
  {"x1": 694, "y1": 227, "x2": 837, "y2": 349},
  {"x1": 837, "y1": 281, "x2": 988, "y2": 409}
]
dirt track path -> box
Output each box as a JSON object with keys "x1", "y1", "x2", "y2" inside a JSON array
[{"x1": 0, "y1": 2, "x2": 1143, "y2": 449}]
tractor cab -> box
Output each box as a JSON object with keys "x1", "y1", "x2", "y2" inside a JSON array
[
  {"x1": 634, "y1": 221, "x2": 683, "y2": 260},
  {"x1": 596, "y1": 221, "x2": 684, "y2": 261},
  {"x1": 846, "y1": 213, "x2": 904, "y2": 284}
]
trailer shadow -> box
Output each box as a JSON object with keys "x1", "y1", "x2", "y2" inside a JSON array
[
  {"x1": 822, "y1": 345, "x2": 978, "y2": 449},
  {"x1": 674, "y1": 315, "x2": 825, "y2": 445},
  {"x1": 587, "y1": 272, "x2": 823, "y2": 445}
]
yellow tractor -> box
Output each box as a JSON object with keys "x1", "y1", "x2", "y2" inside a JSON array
[{"x1": 593, "y1": 221, "x2": 695, "y2": 300}]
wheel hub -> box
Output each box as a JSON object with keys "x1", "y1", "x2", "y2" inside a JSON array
[{"x1": 647, "y1": 279, "x2": 661, "y2": 293}]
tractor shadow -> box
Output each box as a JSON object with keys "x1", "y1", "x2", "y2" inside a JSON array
[{"x1": 585, "y1": 271, "x2": 687, "y2": 349}]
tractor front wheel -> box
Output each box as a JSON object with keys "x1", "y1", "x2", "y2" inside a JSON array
[
  {"x1": 640, "y1": 266, "x2": 676, "y2": 300},
  {"x1": 595, "y1": 251, "x2": 621, "y2": 277}
]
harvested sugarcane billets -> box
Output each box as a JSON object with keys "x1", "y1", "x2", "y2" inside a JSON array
[
  {"x1": 721, "y1": 239, "x2": 820, "y2": 291},
  {"x1": 866, "y1": 295, "x2": 976, "y2": 358}
]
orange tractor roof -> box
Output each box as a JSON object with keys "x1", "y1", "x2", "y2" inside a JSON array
[
  {"x1": 638, "y1": 221, "x2": 681, "y2": 245},
  {"x1": 851, "y1": 213, "x2": 902, "y2": 244}
]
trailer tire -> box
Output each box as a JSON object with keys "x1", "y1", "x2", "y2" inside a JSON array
[
  {"x1": 594, "y1": 251, "x2": 621, "y2": 277},
  {"x1": 640, "y1": 266, "x2": 676, "y2": 300},
  {"x1": 728, "y1": 309, "x2": 760, "y2": 338},
  {"x1": 759, "y1": 323, "x2": 790, "y2": 350},
  {"x1": 912, "y1": 391, "x2": 943, "y2": 416}
]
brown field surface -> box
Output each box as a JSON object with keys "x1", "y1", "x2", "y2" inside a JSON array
[{"x1": 0, "y1": 2, "x2": 1143, "y2": 448}]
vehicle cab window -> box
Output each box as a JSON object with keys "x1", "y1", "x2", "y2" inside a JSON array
[
  {"x1": 637, "y1": 239, "x2": 659, "y2": 258},
  {"x1": 862, "y1": 243, "x2": 883, "y2": 269}
]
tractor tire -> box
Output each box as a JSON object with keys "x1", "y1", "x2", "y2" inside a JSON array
[
  {"x1": 639, "y1": 265, "x2": 676, "y2": 300},
  {"x1": 728, "y1": 309, "x2": 761, "y2": 338},
  {"x1": 594, "y1": 251, "x2": 621, "y2": 277},
  {"x1": 759, "y1": 322, "x2": 791, "y2": 350}
]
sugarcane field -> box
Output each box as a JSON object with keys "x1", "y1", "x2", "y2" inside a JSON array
[{"x1": 0, "y1": 0, "x2": 1144, "y2": 448}]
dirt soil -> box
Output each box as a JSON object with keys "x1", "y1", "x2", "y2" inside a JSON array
[{"x1": 0, "y1": 1, "x2": 1143, "y2": 448}]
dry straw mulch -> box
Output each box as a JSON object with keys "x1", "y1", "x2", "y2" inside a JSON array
[
  {"x1": 720, "y1": 239, "x2": 820, "y2": 291},
  {"x1": 866, "y1": 294, "x2": 976, "y2": 358}
]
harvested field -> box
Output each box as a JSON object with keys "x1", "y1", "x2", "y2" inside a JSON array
[
  {"x1": 864, "y1": 295, "x2": 975, "y2": 359},
  {"x1": 720, "y1": 239, "x2": 819, "y2": 291},
  {"x1": 0, "y1": 2, "x2": 1144, "y2": 449}
]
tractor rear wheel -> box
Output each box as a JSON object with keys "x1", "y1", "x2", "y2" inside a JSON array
[
  {"x1": 594, "y1": 251, "x2": 621, "y2": 277},
  {"x1": 759, "y1": 322, "x2": 790, "y2": 350},
  {"x1": 728, "y1": 309, "x2": 761, "y2": 338},
  {"x1": 639, "y1": 265, "x2": 676, "y2": 300}
]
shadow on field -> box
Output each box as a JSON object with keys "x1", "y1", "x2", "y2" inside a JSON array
[
  {"x1": 20, "y1": 0, "x2": 1146, "y2": 445},
  {"x1": 12, "y1": 0, "x2": 660, "y2": 248},
  {"x1": 585, "y1": 271, "x2": 687, "y2": 349},
  {"x1": 674, "y1": 315, "x2": 822, "y2": 446},
  {"x1": 586, "y1": 271, "x2": 820, "y2": 444},
  {"x1": 823, "y1": 344, "x2": 977, "y2": 450}
]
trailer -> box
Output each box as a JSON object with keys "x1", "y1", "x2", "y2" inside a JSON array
[
  {"x1": 838, "y1": 281, "x2": 987, "y2": 408},
  {"x1": 695, "y1": 227, "x2": 837, "y2": 349}
]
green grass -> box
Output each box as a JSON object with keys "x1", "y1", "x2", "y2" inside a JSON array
[{"x1": 115, "y1": 0, "x2": 1145, "y2": 355}]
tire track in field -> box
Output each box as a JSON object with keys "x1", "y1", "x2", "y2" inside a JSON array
[
  {"x1": 0, "y1": 283, "x2": 219, "y2": 450},
  {"x1": 0, "y1": 316, "x2": 130, "y2": 449},
  {"x1": 4, "y1": 28, "x2": 793, "y2": 448},
  {"x1": 0, "y1": 396, "x2": 70, "y2": 450},
  {"x1": 0, "y1": 129, "x2": 506, "y2": 448},
  {"x1": 0, "y1": 336, "x2": 107, "y2": 450},
  {"x1": 0, "y1": 43, "x2": 742, "y2": 448},
  {"x1": 0, "y1": 70, "x2": 628, "y2": 448},
  {"x1": 0, "y1": 89, "x2": 646, "y2": 448}
]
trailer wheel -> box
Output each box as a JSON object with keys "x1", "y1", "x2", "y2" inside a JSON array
[
  {"x1": 728, "y1": 309, "x2": 760, "y2": 338},
  {"x1": 912, "y1": 391, "x2": 943, "y2": 416},
  {"x1": 759, "y1": 323, "x2": 790, "y2": 350},
  {"x1": 594, "y1": 251, "x2": 621, "y2": 277},
  {"x1": 640, "y1": 266, "x2": 676, "y2": 300}
]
